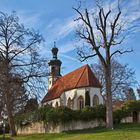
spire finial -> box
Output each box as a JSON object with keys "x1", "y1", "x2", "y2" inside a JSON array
[
  {"x1": 51, "y1": 42, "x2": 58, "y2": 59},
  {"x1": 54, "y1": 41, "x2": 56, "y2": 48}
]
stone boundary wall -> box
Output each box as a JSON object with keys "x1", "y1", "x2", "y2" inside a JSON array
[
  {"x1": 121, "y1": 112, "x2": 140, "y2": 123},
  {"x1": 16, "y1": 122, "x2": 45, "y2": 135},
  {"x1": 17, "y1": 119, "x2": 105, "y2": 134}
]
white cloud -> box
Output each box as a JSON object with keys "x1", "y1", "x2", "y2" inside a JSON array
[
  {"x1": 57, "y1": 19, "x2": 76, "y2": 38},
  {"x1": 60, "y1": 54, "x2": 78, "y2": 62},
  {"x1": 37, "y1": 0, "x2": 140, "y2": 60},
  {"x1": 18, "y1": 11, "x2": 41, "y2": 28},
  {"x1": 58, "y1": 41, "x2": 76, "y2": 53},
  {"x1": 44, "y1": 17, "x2": 77, "y2": 47}
]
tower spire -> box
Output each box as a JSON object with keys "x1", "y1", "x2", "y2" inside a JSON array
[
  {"x1": 51, "y1": 41, "x2": 58, "y2": 59},
  {"x1": 54, "y1": 41, "x2": 56, "y2": 47},
  {"x1": 48, "y1": 42, "x2": 62, "y2": 89}
]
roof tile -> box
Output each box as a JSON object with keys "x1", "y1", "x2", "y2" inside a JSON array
[{"x1": 42, "y1": 64, "x2": 101, "y2": 103}]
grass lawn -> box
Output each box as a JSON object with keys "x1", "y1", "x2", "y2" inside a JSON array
[{"x1": 0, "y1": 123, "x2": 140, "y2": 140}]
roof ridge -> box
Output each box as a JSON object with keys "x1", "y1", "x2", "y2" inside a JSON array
[
  {"x1": 86, "y1": 65, "x2": 90, "y2": 86},
  {"x1": 60, "y1": 65, "x2": 87, "y2": 78},
  {"x1": 42, "y1": 64, "x2": 102, "y2": 103},
  {"x1": 85, "y1": 65, "x2": 94, "y2": 86},
  {"x1": 74, "y1": 65, "x2": 87, "y2": 88},
  {"x1": 89, "y1": 67, "x2": 102, "y2": 87}
]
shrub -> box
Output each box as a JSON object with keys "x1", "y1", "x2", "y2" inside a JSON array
[
  {"x1": 15, "y1": 105, "x2": 106, "y2": 126},
  {"x1": 15, "y1": 101, "x2": 140, "y2": 126},
  {"x1": 113, "y1": 108, "x2": 130, "y2": 124},
  {"x1": 95, "y1": 105, "x2": 106, "y2": 120},
  {"x1": 78, "y1": 105, "x2": 106, "y2": 121},
  {"x1": 80, "y1": 106, "x2": 95, "y2": 121},
  {"x1": 113, "y1": 100, "x2": 140, "y2": 124},
  {"x1": 122, "y1": 100, "x2": 140, "y2": 112}
]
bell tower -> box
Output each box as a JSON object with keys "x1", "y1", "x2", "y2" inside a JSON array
[{"x1": 48, "y1": 42, "x2": 62, "y2": 89}]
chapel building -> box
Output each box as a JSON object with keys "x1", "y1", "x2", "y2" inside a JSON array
[{"x1": 42, "y1": 45, "x2": 104, "y2": 110}]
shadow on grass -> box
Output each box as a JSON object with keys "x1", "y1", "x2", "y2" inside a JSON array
[
  {"x1": 0, "y1": 139, "x2": 14, "y2": 140},
  {"x1": 114, "y1": 123, "x2": 140, "y2": 132},
  {"x1": 64, "y1": 123, "x2": 140, "y2": 134},
  {"x1": 63, "y1": 126, "x2": 110, "y2": 134}
]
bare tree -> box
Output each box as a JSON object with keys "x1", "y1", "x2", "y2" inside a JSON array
[
  {"x1": 0, "y1": 11, "x2": 48, "y2": 136},
  {"x1": 125, "y1": 87, "x2": 136, "y2": 100},
  {"x1": 137, "y1": 86, "x2": 140, "y2": 98},
  {"x1": 8, "y1": 75, "x2": 28, "y2": 112},
  {"x1": 91, "y1": 59, "x2": 137, "y2": 100},
  {"x1": 73, "y1": 2, "x2": 132, "y2": 128}
]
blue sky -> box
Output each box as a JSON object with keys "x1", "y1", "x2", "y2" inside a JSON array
[{"x1": 0, "y1": 0, "x2": 140, "y2": 92}]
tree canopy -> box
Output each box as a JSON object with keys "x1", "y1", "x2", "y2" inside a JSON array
[
  {"x1": 0, "y1": 11, "x2": 48, "y2": 136},
  {"x1": 91, "y1": 59, "x2": 137, "y2": 100},
  {"x1": 74, "y1": 1, "x2": 132, "y2": 128}
]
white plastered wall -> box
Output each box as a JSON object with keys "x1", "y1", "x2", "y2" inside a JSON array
[
  {"x1": 45, "y1": 98, "x2": 61, "y2": 107},
  {"x1": 43, "y1": 87, "x2": 104, "y2": 109},
  {"x1": 89, "y1": 87, "x2": 104, "y2": 107},
  {"x1": 61, "y1": 87, "x2": 104, "y2": 110},
  {"x1": 63, "y1": 88, "x2": 86, "y2": 110}
]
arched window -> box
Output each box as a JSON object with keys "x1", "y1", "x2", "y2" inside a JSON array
[
  {"x1": 55, "y1": 102, "x2": 58, "y2": 108},
  {"x1": 85, "y1": 91, "x2": 90, "y2": 106},
  {"x1": 93, "y1": 95, "x2": 99, "y2": 106},
  {"x1": 67, "y1": 98, "x2": 73, "y2": 109},
  {"x1": 78, "y1": 96, "x2": 84, "y2": 110}
]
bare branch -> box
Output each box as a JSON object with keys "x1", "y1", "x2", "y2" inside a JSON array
[
  {"x1": 85, "y1": 9, "x2": 106, "y2": 66},
  {"x1": 74, "y1": 1, "x2": 133, "y2": 128},
  {"x1": 110, "y1": 49, "x2": 133, "y2": 58},
  {"x1": 77, "y1": 51, "x2": 97, "y2": 62},
  {"x1": 73, "y1": 7, "x2": 89, "y2": 26},
  {"x1": 0, "y1": 11, "x2": 47, "y2": 136},
  {"x1": 108, "y1": 11, "x2": 121, "y2": 47}
]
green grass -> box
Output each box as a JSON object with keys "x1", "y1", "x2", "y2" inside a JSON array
[{"x1": 0, "y1": 123, "x2": 140, "y2": 140}]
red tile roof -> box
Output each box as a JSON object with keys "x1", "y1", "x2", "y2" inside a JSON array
[
  {"x1": 112, "y1": 101, "x2": 124, "y2": 110},
  {"x1": 42, "y1": 64, "x2": 101, "y2": 103}
]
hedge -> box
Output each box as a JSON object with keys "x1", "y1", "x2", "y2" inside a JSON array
[
  {"x1": 15, "y1": 105, "x2": 106, "y2": 126},
  {"x1": 15, "y1": 100, "x2": 140, "y2": 126},
  {"x1": 113, "y1": 100, "x2": 140, "y2": 123}
]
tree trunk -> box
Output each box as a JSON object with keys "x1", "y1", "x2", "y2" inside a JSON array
[
  {"x1": 4, "y1": 53, "x2": 17, "y2": 136},
  {"x1": 105, "y1": 67, "x2": 113, "y2": 129},
  {"x1": 6, "y1": 103, "x2": 17, "y2": 136},
  {"x1": 5, "y1": 82, "x2": 17, "y2": 136}
]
